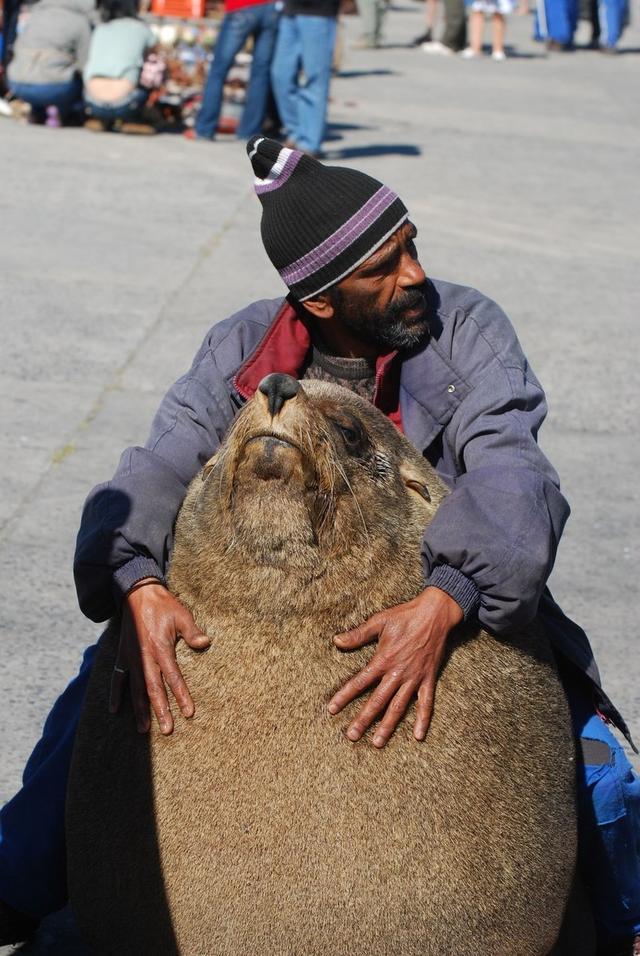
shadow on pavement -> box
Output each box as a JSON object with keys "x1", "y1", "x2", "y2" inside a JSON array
[
  {"x1": 336, "y1": 68, "x2": 398, "y2": 77},
  {"x1": 327, "y1": 143, "x2": 422, "y2": 158}
]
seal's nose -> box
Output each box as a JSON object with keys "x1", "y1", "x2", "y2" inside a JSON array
[{"x1": 258, "y1": 373, "x2": 300, "y2": 417}]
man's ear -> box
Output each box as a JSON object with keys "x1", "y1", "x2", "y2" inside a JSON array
[
  {"x1": 300, "y1": 293, "x2": 335, "y2": 321},
  {"x1": 399, "y1": 463, "x2": 431, "y2": 503}
]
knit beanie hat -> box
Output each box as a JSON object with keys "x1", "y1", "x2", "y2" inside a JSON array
[{"x1": 247, "y1": 136, "x2": 409, "y2": 301}]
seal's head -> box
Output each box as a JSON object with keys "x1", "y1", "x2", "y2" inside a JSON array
[{"x1": 177, "y1": 378, "x2": 445, "y2": 590}]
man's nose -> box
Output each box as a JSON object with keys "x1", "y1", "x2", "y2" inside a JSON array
[
  {"x1": 399, "y1": 250, "x2": 426, "y2": 288},
  {"x1": 258, "y1": 373, "x2": 300, "y2": 417}
]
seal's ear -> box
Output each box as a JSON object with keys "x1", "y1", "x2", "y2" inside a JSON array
[
  {"x1": 201, "y1": 451, "x2": 221, "y2": 482},
  {"x1": 399, "y1": 463, "x2": 431, "y2": 503}
]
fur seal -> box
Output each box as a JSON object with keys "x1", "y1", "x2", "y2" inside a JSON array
[{"x1": 67, "y1": 376, "x2": 586, "y2": 955}]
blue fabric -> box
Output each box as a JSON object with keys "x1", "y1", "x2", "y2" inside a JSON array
[
  {"x1": 598, "y1": 0, "x2": 627, "y2": 46},
  {"x1": 85, "y1": 86, "x2": 148, "y2": 122},
  {"x1": 0, "y1": 644, "x2": 96, "y2": 918},
  {"x1": 195, "y1": 3, "x2": 279, "y2": 140},
  {"x1": 270, "y1": 13, "x2": 336, "y2": 153},
  {"x1": 534, "y1": 0, "x2": 578, "y2": 43},
  {"x1": 9, "y1": 76, "x2": 83, "y2": 120},
  {"x1": 564, "y1": 673, "x2": 640, "y2": 946}
]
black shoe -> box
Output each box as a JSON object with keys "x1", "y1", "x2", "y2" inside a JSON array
[
  {"x1": 412, "y1": 28, "x2": 432, "y2": 45},
  {"x1": 0, "y1": 899, "x2": 39, "y2": 945}
]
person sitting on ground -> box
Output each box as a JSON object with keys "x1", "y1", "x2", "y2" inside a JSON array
[
  {"x1": 185, "y1": 0, "x2": 279, "y2": 142},
  {"x1": 7, "y1": 0, "x2": 94, "y2": 127},
  {"x1": 0, "y1": 138, "x2": 639, "y2": 956},
  {"x1": 83, "y1": 0, "x2": 157, "y2": 131}
]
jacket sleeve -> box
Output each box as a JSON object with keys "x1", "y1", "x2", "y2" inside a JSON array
[
  {"x1": 74, "y1": 347, "x2": 236, "y2": 623},
  {"x1": 422, "y1": 362, "x2": 570, "y2": 634}
]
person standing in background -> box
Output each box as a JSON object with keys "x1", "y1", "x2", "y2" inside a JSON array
[
  {"x1": 270, "y1": 0, "x2": 339, "y2": 158},
  {"x1": 594, "y1": 0, "x2": 627, "y2": 51},
  {"x1": 534, "y1": 0, "x2": 577, "y2": 49},
  {"x1": 355, "y1": 0, "x2": 387, "y2": 48},
  {"x1": 186, "y1": 0, "x2": 279, "y2": 141},
  {"x1": 7, "y1": 0, "x2": 94, "y2": 126},
  {"x1": 411, "y1": 0, "x2": 440, "y2": 46},
  {"x1": 421, "y1": 0, "x2": 466, "y2": 53},
  {"x1": 460, "y1": 0, "x2": 516, "y2": 58}
]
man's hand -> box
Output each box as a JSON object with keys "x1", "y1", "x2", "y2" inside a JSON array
[
  {"x1": 108, "y1": 578, "x2": 210, "y2": 735},
  {"x1": 328, "y1": 586, "x2": 463, "y2": 748}
]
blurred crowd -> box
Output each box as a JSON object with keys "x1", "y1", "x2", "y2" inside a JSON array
[{"x1": 0, "y1": 0, "x2": 630, "y2": 150}]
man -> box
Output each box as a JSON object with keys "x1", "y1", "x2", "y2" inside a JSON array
[
  {"x1": 185, "y1": 0, "x2": 279, "y2": 142},
  {"x1": 1, "y1": 137, "x2": 639, "y2": 954},
  {"x1": 270, "y1": 0, "x2": 338, "y2": 157}
]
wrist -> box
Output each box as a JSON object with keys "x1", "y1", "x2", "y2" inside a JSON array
[
  {"x1": 419, "y1": 585, "x2": 464, "y2": 627},
  {"x1": 125, "y1": 577, "x2": 165, "y2": 607}
]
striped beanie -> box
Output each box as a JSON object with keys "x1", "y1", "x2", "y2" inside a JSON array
[{"x1": 247, "y1": 136, "x2": 409, "y2": 301}]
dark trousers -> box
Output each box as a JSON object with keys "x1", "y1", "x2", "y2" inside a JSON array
[
  {"x1": 441, "y1": 0, "x2": 467, "y2": 50},
  {"x1": 1, "y1": 0, "x2": 20, "y2": 94}
]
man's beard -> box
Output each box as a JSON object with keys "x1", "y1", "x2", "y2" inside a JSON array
[{"x1": 331, "y1": 286, "x2": 430, "y2": 352}]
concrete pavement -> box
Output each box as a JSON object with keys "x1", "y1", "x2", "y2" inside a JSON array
[{"x1": 0, "y1": 4, "x2": 639, "y2": 949}]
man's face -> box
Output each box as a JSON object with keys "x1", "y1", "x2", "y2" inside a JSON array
[{"x1": 329, "y1": 221, "x2": 428, "y2": 352}]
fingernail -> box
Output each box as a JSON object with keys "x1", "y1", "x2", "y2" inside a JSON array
[
  {"x1": 347, "y1": 727, "x2": 360, "y2": 741},
  {"x1": 182, "y1": 707, "x2": 194, "y2": 718},
  {"x1": 328, "y1": 702, "x2": 338, "y2": 714},
  {"x1": 372, "y1": 734, "x2": 385, "y2": 748}
]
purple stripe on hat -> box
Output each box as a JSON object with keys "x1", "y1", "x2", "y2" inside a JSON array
[
  {"x1": 255, "y1": 149, "x2": 303, "y2": 194},
  {"x1": 280, "y1": 186, "x2": 398, "y2": 285}
]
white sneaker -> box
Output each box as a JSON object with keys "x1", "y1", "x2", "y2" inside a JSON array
[
  {"x1": 492, "y1": 49, "x2": 506, "y2": 60},
  {"x1": 460, "y1": 47, "x2": 479, "y2": 57},
  {"x1": 421, "y1": 40, "x2": 455, "y2": 55}
]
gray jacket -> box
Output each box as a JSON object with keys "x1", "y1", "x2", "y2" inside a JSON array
[
  {"x1": 8, "y1": 0, "x2": 94, "y2": 87},
  {"x1": 74, "y1": 278, "x2": 631, "y2": 739}
]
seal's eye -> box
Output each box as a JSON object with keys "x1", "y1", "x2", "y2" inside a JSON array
[{"x1": 329, "y1": 415, "x2": 366, "y2": 454}]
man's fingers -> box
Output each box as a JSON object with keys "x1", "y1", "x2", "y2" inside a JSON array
[
  {"x1": 372, "y1": 681, "x2": 417, "y2": 749},
  {"x1": 413, "y1": 679, "x2": 436, "y2": 741},
  {"x1": 129, "y1": 656, "x2": 150, "y2": 734},
  {"x1": 177, "y1": 611, "x2": 211, "y2": 650},
  {"x1": 142, "y1": 657, "x2": 174, "y2": 735},
  {"x1": 327, "y1": 660, "x2": 383, "y2": 716},
  {"x1": 333, "y1": 615, "x2": 384, "y2": 650},
  {"x1": 162, "y1": 661, "x2": 195, "y2": 719},
  {"x1": 343, "y1": 674, "x2": 400, "y2": 742}
]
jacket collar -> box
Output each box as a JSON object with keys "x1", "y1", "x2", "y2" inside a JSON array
[
  {"x1": 233, "y1": 297, "x2": 404, "y2": 432},
  {"x1": 398, "y1": 280, "x2": 471, "y2": 453}
]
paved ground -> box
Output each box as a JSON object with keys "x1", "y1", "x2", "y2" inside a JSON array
[{"x1": 0, "y1": 4, "x2": 639, "y2": 951}]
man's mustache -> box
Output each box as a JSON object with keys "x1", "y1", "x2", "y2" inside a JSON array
[{"x1": 385, "y1": 288, "x2": 426, "y2": 321}]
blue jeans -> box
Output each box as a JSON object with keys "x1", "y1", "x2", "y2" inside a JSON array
[
  {"x1": 10, "y1": 76, "x2": 83, "y2": 121},
  {"x1": 85, "y1": 87, "x2": 149, "y2": 123},
  {"x1": 598, "y1": 0, "x2": 627, "y2": 45},
  {"x1": 0, "y1": 644, "x2": 638, "y2": 939},
  {"x1": 0, "y1": 644, "x2": 96, "y2": 918},
  {"x1": 195, "y1": 2, "x2": 279, "y2": 140},
  {"x1": 564, "y1": 669, "x2": 640, "y2": 948},
  {"x1": 270, "y1": 13, "x2": 337, "y2": 154}
]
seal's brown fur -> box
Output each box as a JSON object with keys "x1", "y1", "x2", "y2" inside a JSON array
[{"x1": 67, "y1": 381, "x2": 583, "y2": 955}]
